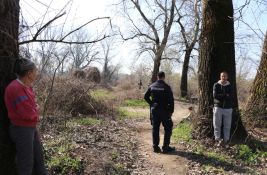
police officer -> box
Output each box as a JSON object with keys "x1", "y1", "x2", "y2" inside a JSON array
[{"x1": 144, "y1": 71, "x2": 175, "y2": 153}]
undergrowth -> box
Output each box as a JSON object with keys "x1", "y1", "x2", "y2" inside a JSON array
[
  {"x1": 123, "y1": 99, "x2": 148, "y2": 108},
  {"x1": 117, "y1": 107, "x2": 148, "y2": 120},
  {"x1": 67, "y1": 117, "x2": 103, "y2": 126},
  {"x1": 172, "y1": 120, "x2": 193, "y2": 143},
  {"x1": 44, "y1": 139, "x2": 83, "y2": 175},
  {"x1": 172, "y1": 120, "x2": 267, "y2": 174}
]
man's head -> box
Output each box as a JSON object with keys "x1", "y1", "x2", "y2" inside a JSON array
[
  {"x1": 157, "y1": 71, "x2": 165, "y2": 80},
  {"x1": 14, "y1": 58, "x2": 37, "y2": 84},
  {"x1": 220, "y1": 71, "x2": 228, "y2": 82}
]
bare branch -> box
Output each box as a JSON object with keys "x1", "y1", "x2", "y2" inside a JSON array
[
  {"x1": 234, "y1": 0, "x2": 251, "y2": 20},
  {"x1": 19, "y1": 34, "x2": 109, "y2": 45},
  {"x1": 61, "y1": 17, "x2": 111, "y2": 41},
  {"x1": 177, "y1": 14, "x2": 189, "y2": 47},
  {"x1": 154, "y1": 0, "x2": 167, "y2": 30},
  {"x1": 130, "y1": 0, "x2": 160, "y2": 44},
  {"x1": 121, "y1": 11, "x2": 156, "y2": 41},
  {"x1": 189, "y1": 0, "x2": 201, "y2": 49},
  {"x1": 32, "y1": 12, "x2": 66, "y2": 42},
  {"x1": 119, "y1": 28, "x2": 156, "y2": 41},
  {"x1": 19, "y1": 16, "x2": 111, "y2": 45},
  {"x1": 160, "y1": 0, "x2": 175, "y2": 49}
]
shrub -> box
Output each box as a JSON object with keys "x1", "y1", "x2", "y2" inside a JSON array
[
  {"x1": 85, "y1": 67, "x2": 101, "y2": 83},
  {"x1": 72, "y1": 69, "x2": 86, "y2": 79},
  {"x1": 36, "y1": 77, "x2": 112, "y2": 117}
]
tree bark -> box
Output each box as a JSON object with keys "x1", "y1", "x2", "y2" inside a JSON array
[
  {"x1": 244, "y1": 31, "x2": 267, "y2": 130},
  {"x1": 151, "y1": 55, "x2": 161, "y2": 82},
  {"x1": 195, "y1": 0, "x2": 247, "y2": 140},
  {"x1": 180, "y1": 49, "x2": 193, "y2": 98},
  {"x1": 0, "y1": 0, "x2": 20, "y2": 173}
]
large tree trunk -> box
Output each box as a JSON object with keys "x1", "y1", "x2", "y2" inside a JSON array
[
  {"x1": 0, "y1": 0, "x2": 20, "y2": 173},
  {"x1": 180, "y1": 49, "x2": 193, "y2": 98},
  {"x1": 244, "y1": 32, "x2": 267, "y2": 131},
  {"x1": 194, "y1": 0, "x2": 247, "y2": 140}
]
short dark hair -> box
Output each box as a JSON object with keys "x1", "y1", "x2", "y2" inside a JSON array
[
  {"x1": 14, "y1": 58, "x2": 36, "y2": 77},
  {"x1": 157, "y1": 71, "x2": 165, "y2": 79},
  {"x1": 220, "y1": 71, "x2": 228, "y2": 76}
]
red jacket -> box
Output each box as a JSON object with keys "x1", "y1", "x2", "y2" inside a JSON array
[{"x1": 4, "y1": 80, "x2": 39, "y2": 127}]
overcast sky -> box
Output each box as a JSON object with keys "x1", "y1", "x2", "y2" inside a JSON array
[{"x1": 20, "y1": 0, "x2": 267, "y2": 76}]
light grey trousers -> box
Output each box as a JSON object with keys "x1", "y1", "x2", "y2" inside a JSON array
[
  {"x1": 9, "y1": 124, "x2": 47, "y2": 175},
  {"x1": 213, "y1": 107, "x2": 233, "y2": 142}
]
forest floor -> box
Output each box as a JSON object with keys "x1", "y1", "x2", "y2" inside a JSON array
[{"x1": 41, "y1": 90, "x2": 267, "y2": 175}]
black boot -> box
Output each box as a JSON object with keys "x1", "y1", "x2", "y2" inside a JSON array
[
  {"x1": 153, "y1": 146, "x2": 162, "y2": 153},
  {"x1": 162, "y1": 146, "x2": 175, "y2": 153}
]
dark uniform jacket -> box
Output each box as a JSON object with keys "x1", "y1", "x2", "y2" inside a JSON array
[
  {"x1": 213, "y1": 80, "x2": 233, "y2": 109},
  {"x1": 144, "y1": 80, "x2": 174, "y2": 113}
]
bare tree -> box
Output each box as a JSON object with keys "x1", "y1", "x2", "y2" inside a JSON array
[
  {"x1": 176, "y1": 0, "x2": 200, "y2": 98},
  {"x1": 119, "y1": 0, "x2": 176, "y2": 82},
  {"x1": 37, "y1": 42, "x2": 58, "y2": 75},
  {"x1": 68, "y1": 29, "x2": 100, "y2": 70},
  {"x1": 100, "y1": 38, "x2": 120, "y2": 84},
  {"x1": 57, "y1": 49, "x2": 70, "y2": 75},
  {"x1": 235, "y1": 50, "x2": 253, "y2": 106},
  {"x1": 37, "y1": 44, "x2": 70, "y2": 76},
  {"x1": 132, "y1": 62, "x2": 152, "y2": 88}
]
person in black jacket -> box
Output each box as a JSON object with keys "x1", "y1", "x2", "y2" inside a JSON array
[
  {"x1": 213, "y1": 71, "x2": 233, "y2": 146},
  {"x1": 144, "y1": 71, "x2": 175, "y2": 153}
]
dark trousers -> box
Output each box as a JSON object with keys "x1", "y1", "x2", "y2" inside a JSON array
[
  {"x1": 9, "y1": 124, "x2": 47, "y2": 175},
  {"x1": 151, "y1": 107, "x2": 173, "y2": 148}
]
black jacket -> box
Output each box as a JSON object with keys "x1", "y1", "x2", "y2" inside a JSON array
[
  {"x1": 213, "y1": 80, "x2": 233, "y2": 109},
  {"x1": 144, "y1": 80, "x2": 174, "y2": 113}
]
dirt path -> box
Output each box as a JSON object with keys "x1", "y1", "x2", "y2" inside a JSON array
[{"x1": 134, "y1": 102, "x2": 192, "y2": 175}]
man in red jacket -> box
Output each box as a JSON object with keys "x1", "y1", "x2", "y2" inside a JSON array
[{"x1": 5, "y1": 58, "x2": 47, "y2": 175}]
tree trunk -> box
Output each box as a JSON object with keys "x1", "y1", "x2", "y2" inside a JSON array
[
  {"x1": 180, "y1": 49, "x2": 192, "y2": 98},
  {"x1": 195, "y1": 0, "x2": 247, "y2": 140},
  {"x1": 244, "y1": 32, "x2": 267, "y2": 130},
  {"x1": 102, "y1": 57, "x2": 109, "y2": 83},
  {"x1": 0, "y1": 0, "x2": 20, "y2": 173},
  {"x1": 151, "y1": 55, "x2": 161, "y2": 83}
]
